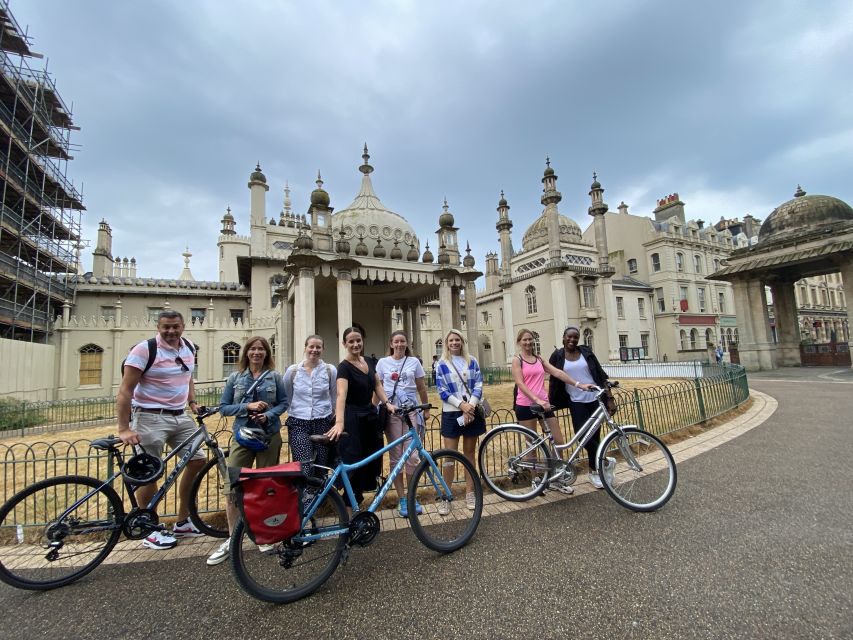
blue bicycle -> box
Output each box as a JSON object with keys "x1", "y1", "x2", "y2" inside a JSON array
[{"x1": 229, "y1": 403, "x2": 484, "y2": 603}]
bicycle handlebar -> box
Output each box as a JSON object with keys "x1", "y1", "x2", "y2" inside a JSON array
[
  {"x1": 195, "y1": 406, "x2": 220, "y2": 420},
  {"x1": 392, "y1": 402, "x2": 434, "y2": 416}
]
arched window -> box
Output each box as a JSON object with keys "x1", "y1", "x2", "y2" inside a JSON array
[
  {"x1": 627, "y1": 258, "x2": 638, "y2": 273},
  {"x1": 222, "y1": 341, "x2": 241, "y2": 377},
  {"x1": 705, "y1": 328, "x2": 714, "y2": 346},
  {"x1": 191, "y1": 345, "x2": 200, "y2": 380},
  {"x1": 531, "y1": 331, "x2": 541, "y2": 356},
  {"x1": 435, "y1": 339, "x2": 443, "y2": 357},
  {"x1": 583, "y1": 329, "x2": 594, "y2": 350},
  {"x1": 79, "y1": 344, "x2": 104, "y2": 385},
  {"x1": 733, "y1": 328, "x2": 739, "y2": 344},
  {"x1": 694, "y1": 255, "x2": 703, "y2": 273},
  {"x1": 690, "y1": 329, "x2": 699, "y2": 349},
  {"x1": 269, "y1": 336, "x2": 277, "y2": 361},
  {"x1": 651, "y1": 253, "x2": 661, "y2": 272},
  {"x1": 525, "y1": 285, "x2": 538, "y2": 315},
  {"x1": 675, "y1": 252, "x2": 685, "y2": 272},
  {"x1": 680, "y1": 330, "x2": 688, "y2": 350}
]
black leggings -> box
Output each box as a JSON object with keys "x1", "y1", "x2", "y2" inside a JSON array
[
  {"x1": 286, "y1": 415, "x2": 334, "y2": 506},
  {"x1": 568, "y1": 401, "x2": 602, "y2": 471}
]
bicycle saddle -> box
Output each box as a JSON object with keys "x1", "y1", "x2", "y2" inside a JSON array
[
  {"x1": 91, "y1": 436, "x2": 122, "y2": 451},
  {"x1": 121, "y1": 446, "x2": 164, "y2": 485},
  {"x1": 309, "y1": 432, "x2": 349, "y2": 446}
]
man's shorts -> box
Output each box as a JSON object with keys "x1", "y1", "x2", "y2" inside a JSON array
[{"x1": 131, "y1": 410, "x2": 206, "y2": 461}]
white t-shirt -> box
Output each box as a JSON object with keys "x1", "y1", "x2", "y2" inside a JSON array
[
  {"x1": 376, "y1": 356, "x2": 425, "y2": 404},
  {"x1": 563, "y1": 354, "x2": 599, "y2": 403}
]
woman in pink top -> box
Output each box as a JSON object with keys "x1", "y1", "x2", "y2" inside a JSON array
[{"x1": 512, "y1": 329, "x2": 593, "y2": 494}]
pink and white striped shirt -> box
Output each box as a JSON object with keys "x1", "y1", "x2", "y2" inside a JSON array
[{"x1": 125, "y1": 335, "x2": 195, "y2": 410}]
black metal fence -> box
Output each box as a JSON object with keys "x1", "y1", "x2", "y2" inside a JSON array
[{"x1": 0, "y1": 365, "x2": 750, "y2": 520}]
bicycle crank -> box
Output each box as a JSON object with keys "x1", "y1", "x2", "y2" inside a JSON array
[
  {"x1": 123, "y1": 508, "x2": 160, "y2": 540},
  {"x1": 348, "y1": 512, "x2": 380, "y2": 547}
]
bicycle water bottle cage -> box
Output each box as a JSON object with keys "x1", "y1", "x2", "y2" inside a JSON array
[{"x1": 121, "y1": 446, "x2": 164, "y2": 485}]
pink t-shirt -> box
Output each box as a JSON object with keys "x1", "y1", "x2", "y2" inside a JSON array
[
  {"x1": 515, "y1": 356, "x2": 546, "y2": 407},
  {"x1": 125, "y1": 335, "x2": 195, "y2": 410}
]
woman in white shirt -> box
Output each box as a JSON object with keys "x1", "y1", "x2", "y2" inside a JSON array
[
  {"x1": 283, "y1": 335, "x2": 337, "y2": 483},
  {"x1": 376, "y1": 330, "x2": 430, "y2": 518}
]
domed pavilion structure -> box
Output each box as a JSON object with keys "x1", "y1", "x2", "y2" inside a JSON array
[{"x1": 709, "y1": 186, "x2": 853, "y2": 370}]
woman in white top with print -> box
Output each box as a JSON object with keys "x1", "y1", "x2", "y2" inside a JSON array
[{"x1": 376, "y1": 330, "x2": 430, "y2": 518}]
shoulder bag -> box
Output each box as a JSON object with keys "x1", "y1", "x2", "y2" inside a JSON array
[{"x1": 449, "y1": 359, "x2": 491, "y2": 418}]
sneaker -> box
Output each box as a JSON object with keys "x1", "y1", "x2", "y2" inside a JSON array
[
  {"x1": 602, "y1": 457, "x2": 616, "y2": 486},
  {"x1": 532, "y1": 476, "x2": 547, "y2": 493},
  {"x1": 414, "y1": 500, "x2": 424, "y2": 515},
  {"x1": 437, "y1": 499, "x2": 451, "y2": 516},
  {"x1": 173, "y1": 519, "x2": 204, "y2": 538},
  {"x1": 588, "y1": 471, "x2": 604, "y2": 490},
  {"x1": 142, "y1": 530, "x2": 177, "y2": 550},
  {"x1": 398, "y1": 499, "x2": 409, "y2": 518},
  {"x1": 465, "y1": 492, "x2": 476, "y2": 511},
  {"x1": 552, "y1": 476, "x2": 575, "y2": 495},
  {"x1": 257, "y1": 543, "x2": 276, "y2": 554},
  {"x1": 206, "y1": 539, "x2": 230, "y2": 566}
]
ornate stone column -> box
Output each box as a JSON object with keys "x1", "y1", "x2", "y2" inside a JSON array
[
  {"x1": 411, "y1": 303, "x2": 422, "y2": 357},
  {"x1": 769, "y1": 279, "x2": 800, "y2": 366},
  {"x1": 439, "y1": 278, "x2": 453, "y2": 340},
  {"x1": 464, "y1": 281, "x2": 479, "y2": 362},
  {"x1": 403, "y1": 303, "x2": 413, "y2": 346},
  {"x1": 294, "y1": 267, "x2": 315, "y2": 355},
  {"x1": 451, "y1": 286, "x2": 461, "y2": 329}
]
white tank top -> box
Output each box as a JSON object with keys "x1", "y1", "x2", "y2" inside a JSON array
[{"x1": 562, "y1": 353, "x2": 599, "y2": 403}]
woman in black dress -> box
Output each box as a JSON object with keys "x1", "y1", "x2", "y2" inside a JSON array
[{"x1": 329, "y1": 326, "x2": 397, "y2": 506}]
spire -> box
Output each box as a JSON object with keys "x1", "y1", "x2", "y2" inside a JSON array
[
  {"x1": 179, "y1": 246, "x2": 195, "y2": 281},
  {"x1": 359, "y1": 143, "x2": 374, "y2": 175},
  {"x1": 283, "y1": 181, "x2": 292, "y2": 214},
  {"x1": 794, "y1": 184, "x2": 806, "y2": 198}
]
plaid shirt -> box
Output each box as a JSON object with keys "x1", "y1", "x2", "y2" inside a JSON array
[{"x1": 435, "y1": 356, "x2": 483, "y2": 412}]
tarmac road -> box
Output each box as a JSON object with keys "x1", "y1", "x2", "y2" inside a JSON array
[{"x1": 2, "y1": 370, "x2": 851, "y2": 639}]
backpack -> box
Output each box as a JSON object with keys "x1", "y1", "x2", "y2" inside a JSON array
[
  {"x1": 229, "y1": 461, "x2": 306, "y2": 544},
  {"x1": 121, "y1": 336, "x2": 197, "y2": 377}
]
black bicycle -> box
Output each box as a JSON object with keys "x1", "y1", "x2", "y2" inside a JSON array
[{"x1": 0, "y1": 407, "x2": 229, "y2": 590}]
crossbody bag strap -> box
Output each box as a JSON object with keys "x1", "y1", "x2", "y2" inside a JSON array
[
  {"x1": 448, "y1": 359, "x2": 473, "y2": 398},
  {"x1": 240, "y1": 370, "x2": 271, "y2": 404},
  {"x1": 388, "y1": 356, "x2": 407, "y2": 403}
]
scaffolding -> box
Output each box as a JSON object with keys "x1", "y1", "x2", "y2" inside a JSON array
[{"x1": 0, "y1": 0, "x2": 84, "y2": 341}]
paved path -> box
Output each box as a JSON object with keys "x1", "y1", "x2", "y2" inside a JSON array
[{"x1": 2, "y1": 372, "x2": 851, "y2": 639}]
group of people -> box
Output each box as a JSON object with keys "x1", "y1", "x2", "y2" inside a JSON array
[{"x1": 116, "y1": 311, "x2": 609, "y2": 566}]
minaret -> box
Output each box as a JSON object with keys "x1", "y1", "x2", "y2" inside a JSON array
[
  {"x1": 541, "y1": 157, "x2": 563, "y2": 269},
  {"x1": 588, "y1": 172, "x2": 613, "y2": 274},
  {"x1": 92, "y1": 219, "x2": 114, "y2": 278},
  {"x1": 484, "y1": 251, "x2": 500, "y2": 292},
  {"x1": 279, "y1": 182, "x2": 292, "y2": 226},
  {"x1": 437, "y1": 198, "x2": 460, "y2": 266},
  {"x1": 309, "y1": 170, "x2": 333, "y2": 251},
  {"x1": 220, "y1": 206, "x2": 236, "y2": 235},
  {"x1": 248, "y1": 163, "x2": 269, "y2": 256},
  {"x1": 496, "y1": 190, "x2": 513, "y2": 280}
]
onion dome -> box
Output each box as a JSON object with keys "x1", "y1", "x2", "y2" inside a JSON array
[
  {"x1": 335, "y1": 230, "x2": 351, "y2": 255},
  {"x1": 437, "y1": 243, "x2": 450, "y2": 265},
  {"x1": 590, "y1": 172, "x2": 601, "y2": 190},
  {"x1": 310, "y1": 171, "x2": 330, "y2": 207},
  {"x1": 295, "y1": 231, "x2": 313, "y2": 251},
  {"x1": 543, "y1": 157, "x2": 555, "y2": 177},
  {"x1": 439, "y1": 198, "x2": 455, "y2": 228},
  {"x1": 249, "y1": 163, "x2": 267, "y2": 184},
  {"x1": 758, "y1": 186, "x2": 853, "y2": 244},
  {"x1": 498, "y1": 190, "x2": 508, "y2": 207},
  {"x1": 373, "y1": 238, "x2": 386, "y2": 258},
  {"x1": 522, "y1": 212, "x2": 583, "y2": 251},
  {"x1": 269, "y1": 217, "x2": 276, "y2": 225},
  {"x1": 222, "y1": 206, "x2": 234, "y2": 221},
  {"x1": 406, "y1": 242, "x2": 419, "y2": 261},
  {"x1": 390, "y1": 240, "x2": 403, "y2": 260},
  {"x1": 463, "y1": 242, "x2": 475, "y2": 268},
  {"x1": 355, "y1": 234, "x2": 368, "y2": 256},
  {"x1": 422, "y1": 241, "x2": 434, "y2": 263}
]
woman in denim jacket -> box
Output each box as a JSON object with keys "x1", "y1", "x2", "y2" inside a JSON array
[{"x1": 207, "y1": 336, "x2": 288, "y2": 566}]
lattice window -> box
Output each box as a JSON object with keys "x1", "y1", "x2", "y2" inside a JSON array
[
  {"x1": 79, "y1": 344, "x2": 104, "y2": 385},
  {"x1": 222, "y1": 342, "x2": 241, "y2": 377}
]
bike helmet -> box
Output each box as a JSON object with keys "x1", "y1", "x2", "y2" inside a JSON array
[
  {"x1": 234, "y1": 424, "x2": 271, "y2": 451},
  {"x1": 121, "y1": 446, "x2": 164, "y2": 485}
]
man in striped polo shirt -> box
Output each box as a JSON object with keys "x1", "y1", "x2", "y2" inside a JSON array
[{"x1": 116, "y1": 310, "x2": 206, "y2": 550}]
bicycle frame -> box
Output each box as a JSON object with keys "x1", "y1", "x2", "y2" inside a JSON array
[{"x1": 297, "y1": 415, "x2": 451, "y2": 543}]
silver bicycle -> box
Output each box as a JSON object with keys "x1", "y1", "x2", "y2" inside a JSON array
[{"x1": 477, "y1": 382, "x2": 677, "y2": 512}]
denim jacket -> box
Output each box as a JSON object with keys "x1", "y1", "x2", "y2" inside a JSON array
[{"x1": 219, "y1": 369, "x2": 289, "y2": 434}]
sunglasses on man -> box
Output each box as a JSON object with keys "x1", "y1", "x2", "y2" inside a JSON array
[{"x1": 175, "y1": 356, "x2": 189, "y2": 372}]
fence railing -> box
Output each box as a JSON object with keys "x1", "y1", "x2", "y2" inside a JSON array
[{"x1": 0, "y1": 365, "x2": 750, "y2": 519}]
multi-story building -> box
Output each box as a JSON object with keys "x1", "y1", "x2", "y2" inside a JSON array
[{"x1": 0, "y1": 1, "x2": 84, "y2": 341}]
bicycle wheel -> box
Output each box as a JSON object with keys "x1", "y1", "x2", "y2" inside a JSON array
[
  {"x1": 408, "y1": 449, "x2": 482, "y2": 552},
  {"x1": 230, "y1": 488, "x2": 349, "y2": 604},
  {"x1": 188, "y1": 455, "x2": 229, "y2": 538},
  {"x1": 478, "y1": 425, "x2": 552, "y2": 501},
  {"x1": 0, "y1": 475, "x2": 124, "y2": 590},
  {"x1": 598, "y1": 427, "x2": 677, "y2": 512}
]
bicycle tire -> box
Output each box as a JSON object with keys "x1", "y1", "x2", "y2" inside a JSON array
[
  {"x1": 598, "y1": 427, "x2": 677, "y2": 512},
  {"x1": 188, "y1": 455, "x2": 229, "y2": 538},
  {"x1": 230, "y1": 488, "x2": 349, "y2": 604},
  {"x1": 0, "y1": 475, "x2": 124, "y2": 590},
  {"x1": 478, "y1": 425, "x2": 552, "y2": 501},
  {"x1": 408, "y1": 449, "x2": 482, "y2": 552}
]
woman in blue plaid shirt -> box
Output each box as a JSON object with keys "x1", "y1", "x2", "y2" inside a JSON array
[{"x1": 434, "y1": 328, "x2": 486, "y2": 514}]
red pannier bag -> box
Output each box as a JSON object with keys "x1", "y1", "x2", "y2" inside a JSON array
[{"x1": 230, "y1": 461, "x2": 306, "y2": 544}]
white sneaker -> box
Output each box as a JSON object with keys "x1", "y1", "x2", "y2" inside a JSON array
[
  {"x1": 588, "y1": 471, "x2": 604, "y2": 490},
  {"x1": 437, "y1": 499, "x2": 451, "y2": 516},
  {"x1": 602, "y1": 457, "x2": 616, "y2": 486},
  {"x1": 552, "y1": 476, "x2": 575, "y2": 495},
  {"x1": 172, "y1": 519, "x2": 204, "y2": 538},
  {"x1": 465, "y1": 492, "x2": 477, "y2": 511},
  {"x1": 142, "y1": 530, "x2": 177, "y2": 550},
  {"x1": 257, "y1": 543, "x2": 277, "y2": 554},
  {"x1": 206, "y1": 539, "x2": 230, "y2": 565}
]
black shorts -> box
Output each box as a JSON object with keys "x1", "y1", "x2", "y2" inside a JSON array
[
  {"x1": 514, "y1": 404, "x2": 555, "y2": 422},
  {"x1": 440, "y1": 411, "x2": 487, "y2": 438}
]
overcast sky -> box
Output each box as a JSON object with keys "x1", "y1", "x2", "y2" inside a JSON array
[{"x1": 12, "y1": 0, "x2": 853, "y2": 282}]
